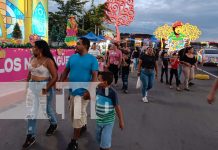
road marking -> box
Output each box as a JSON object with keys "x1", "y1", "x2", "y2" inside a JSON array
[{"x1": 197, "y1": 68, "x2": 218, "y2": 78}]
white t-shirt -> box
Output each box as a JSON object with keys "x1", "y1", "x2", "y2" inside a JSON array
[{"x1": 88, "y1": 49, "x2": 100, "y2": 57}]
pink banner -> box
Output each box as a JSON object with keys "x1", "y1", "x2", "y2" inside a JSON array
[{"x1": 0, "y1": 48, "x2": 75, "y2": 82}]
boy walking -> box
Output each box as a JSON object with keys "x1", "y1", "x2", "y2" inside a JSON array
[{"x1": 96, "y1": 72, "x2": 124, "y2": 150}]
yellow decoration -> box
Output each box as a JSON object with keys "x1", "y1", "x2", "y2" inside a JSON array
[
  {"x1": 182, "y1": 23, "x2": 202, "y2": 41},
  {"x1": 0, "y1": 50, "x2": 6, "y2": 59},
  {"x1": 154, "y1": 24, "x2": 173, "y2": 40},
  {"x1": 154, "y1": 23, "x2": 201, "y2": 41},
  {"x1": 154, "y1": 22, "x2": 202, "y2": 51},
  {"x1": 195, "y1": 74, "x2": 210, "y2": 80}
]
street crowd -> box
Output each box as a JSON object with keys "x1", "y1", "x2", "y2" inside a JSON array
[{"x1": 22, "y1": 38, "x2": 218, "y2": 150}]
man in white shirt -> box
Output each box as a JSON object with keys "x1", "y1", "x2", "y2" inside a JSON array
[{"x1": 88, "y1": 43, "x2": 100, "y2": 57}]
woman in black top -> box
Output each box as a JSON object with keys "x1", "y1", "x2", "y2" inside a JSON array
[
  {"x1": 160, "y1": 51, "x2": 169, "y2": 84},
  {"x1": 131, "y1": 47, "x2": 140, "y2": 71},
  {"x1": 180, "y1": 47, "x2": 197, "y2": 91},
  {"x1": 121, "y1": 51, "x2": 131, "y2": 93},
  {"x1": 138, "y1": 47, "x2": 158, "y2": 103}
]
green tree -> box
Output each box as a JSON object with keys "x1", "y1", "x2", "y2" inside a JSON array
[
  {"x1": 57, "y1": 28, "x2": 66, "y2": 45},
  {"x1": 78, "y1": 3, "x2": 109, "y2": 36},
  {"x1": 12, "y1": 23, "x2": 22, "y2": 39},
  {"x1": 50, "y1": 25, "x2": 58, "y2": 42},
  {"x1": 49, "y1": 0, "x2": 88, "y2": 42}
]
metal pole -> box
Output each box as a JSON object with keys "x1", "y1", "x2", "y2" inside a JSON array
[{"x1": 82, "y1": 16, "x2": 84, "y2": 30}]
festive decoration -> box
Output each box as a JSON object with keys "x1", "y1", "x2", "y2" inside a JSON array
[
  {"x1": 65, "y1": 15, "x2": 78, "y2": 47},
  {"x1": 12, "y1": 23, "x2": 22, "y2": 39},
  {"x1": 29, "y1": 34, "x2": 41, "y2": 46},
  {"x1": 0, "y1": 49, "x2": 6, "y2": 59},
  {"x1": 154, "y1": 21, "x2": 202, "y2": 51},
  {"x1": 0, "y1": 0, "x2": 48, "y2": 43},
  {"x1": 105, "y1": 0, "x2": 135, "y2": 41}
]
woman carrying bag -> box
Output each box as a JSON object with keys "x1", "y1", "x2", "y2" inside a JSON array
[{"x1": 137, "y1": 47, "x2": 158, "y2": 103}]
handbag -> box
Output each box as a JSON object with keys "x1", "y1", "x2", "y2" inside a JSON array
[{"x1": 136, "y1": 77, "x2": 142, "y2": 89}]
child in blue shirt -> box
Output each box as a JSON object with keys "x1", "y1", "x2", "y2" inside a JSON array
[{"x1": 96, "y1": 71, "x2": 124, "y2": 150}]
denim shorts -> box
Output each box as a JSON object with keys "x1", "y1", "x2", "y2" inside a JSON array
[{"x1": 96, "y1": 123, "x2": 114, "y2": 149}]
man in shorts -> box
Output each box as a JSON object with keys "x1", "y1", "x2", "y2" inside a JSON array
[{"x1": 60, "y1": 37, "x2": 99, "y2": 150}]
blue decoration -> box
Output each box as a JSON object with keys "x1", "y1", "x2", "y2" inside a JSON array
[
  {"x1": 6, "y1": 0, "x2": 24, "y2": 19},
  {"x1": 6, "y1": 0, "x2": 25, "y2": 39},
  {"x1": 32, "y1": 2, "x2": 47, "y2": 37}
]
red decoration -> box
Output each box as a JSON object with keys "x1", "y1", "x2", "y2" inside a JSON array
[
  {"x1": 105, "y1": 0, "x2": 135, "y2": 41},
  {"x1": 172, "y1": 21, "x2": 183, "y2": 28}
]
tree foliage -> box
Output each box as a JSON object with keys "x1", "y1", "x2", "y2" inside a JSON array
[
  {"x1": 49, "y1": 0, "x2": 109, "y2": 42},
  {"x1": 49, "y1": 0, "x2": 87, "y2": 42},
  {"x1": 12, "y1": 23, "x2": 22, "y2": 39},
  {"x1": 77, "y1": 3, "x2": 109, "y2": 36}
]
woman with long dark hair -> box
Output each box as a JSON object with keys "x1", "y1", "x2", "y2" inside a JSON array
[
  {"x1": 138, "y1": 47, "x2": 158, "y2": 103},
  {"x1": 22, "y1": 40, "x2": 58, "y2": 149},
  {"x1": 180, "y1": 46, "x2": 197, "y2": 91},
  {"x1": 131, "y1": 47, "x2": 140, "y2": 71}
]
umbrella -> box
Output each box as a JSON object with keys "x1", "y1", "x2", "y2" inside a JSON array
[{"x1": 97, "y1": 35, "x2": 106, "y2": 41}]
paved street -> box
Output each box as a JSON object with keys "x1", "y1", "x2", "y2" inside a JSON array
[
  {"x1": 200, "y1": 65, "x2": 218, "y2": 76},
  {"x1": 0, "y1": 71, "x2": 218, "y2": 150}
]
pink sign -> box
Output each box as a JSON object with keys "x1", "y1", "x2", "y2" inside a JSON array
[{"x1": 0, "y1": 48, "x2": 75, "y2": 82}]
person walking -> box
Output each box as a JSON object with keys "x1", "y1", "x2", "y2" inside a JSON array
[
  {"x1": 138, "y1": 47, "x2": 158, "y2": 103},
  {"x1": 160, "y1": 51, "x2": 169, "y2": 84},
  {"x1": 131, "y1": 47, "x2": 140, "y2": 71},
  {"x1": 121, "y1": 51, "x2": 131, "y2": 93},
  {"x1": 169, "y1": 53, "x2": 181, "y2": 91},
  {"x1": 107, "y1": 43, "x2": 122, "y2": 86},
  {"x1": 178, "y1": 43, "x2": 189, "y2": 83},
  {"x1": 96, "y1": 71, "x2": 124, "y2": 150},
  {"x1": 60, "y1": 37, "x2": 99, "y2": 150},
  {"x1": 180, "y1": 47, "x2": 197, "y2": 91},
  {"x1": 23, "y1": 40, "x2": 58, "y2": 149}
]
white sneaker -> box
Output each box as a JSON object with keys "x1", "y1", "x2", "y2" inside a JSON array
[{"x1": 142, "y1": 97, "x2": 148, "y2": 103}]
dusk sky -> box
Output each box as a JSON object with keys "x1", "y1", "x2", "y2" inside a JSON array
[{"x1": 49, "y1": 0, "x2": 218, "y2": 41}]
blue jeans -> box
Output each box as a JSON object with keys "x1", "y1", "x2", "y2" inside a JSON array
[
  {"x1": 178, "y1": 64, "x2": 183, "y2": 81},
  {"x1": 96, "y1": 123, "x2": 114, "y2": 149},
  {"x1": 134, "y1": 58, "x2": 139, "y2": 70},
  {"x1": 27, "y1": 81, "x2": 57, "y2": 137},
  {"x1": 140, "y1": 69, "x2": 155, "y2": 97},
  {"x1": 122, "y1": 73, "x2": 129, "y2": 90}
]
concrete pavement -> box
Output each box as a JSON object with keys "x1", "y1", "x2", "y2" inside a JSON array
[{"x1": 0, "y1": 71, "x2": 218, "y2": 150}]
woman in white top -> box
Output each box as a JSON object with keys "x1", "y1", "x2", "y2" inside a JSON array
[{"x1": 23, "y1": 40, "x2": 58, "y2": 149}]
